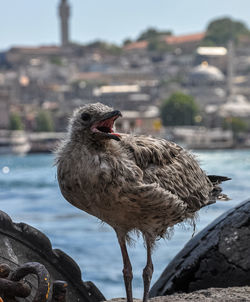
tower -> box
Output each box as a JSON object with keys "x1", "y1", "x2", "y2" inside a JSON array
[
  {"x1": 226, "y1": 40, "x2": 234, "y2": 99},
  {"x1": 59, "y1": 0, "x2": 70, "y2": 47}
]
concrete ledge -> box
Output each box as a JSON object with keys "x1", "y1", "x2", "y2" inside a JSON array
[{"x1": 108, "y1": 286, "x2": 250, "y2": 301}]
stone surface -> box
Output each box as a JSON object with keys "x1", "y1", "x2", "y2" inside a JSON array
[
  {"x1": 108, "y1": 286, "x2": 250, "y2": 301},
  {"x1": 149, "y1": 199, "x2": 250, "y2": 297}
]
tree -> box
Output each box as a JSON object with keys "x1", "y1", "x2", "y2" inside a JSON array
[
  {"x1": 123, "y1": 38, "x2": 132, "y2": 46},
  {"x1": 50, "y1": 56, "x2": 63, "y2": 66},
  {"x1": 137, "y1": 27, "x2": 172, "y2": 41},
  {"x1": 85, "y1": 40, "x2": 122, "y2": 55},
  {"x1": 9, "y1": 112, "x2": 24, "y2": 130},
  {"x1": 147, "y1": 37, "x2": 171, "y2": 52},
  {"x1": 36, "y1": 110, "x2": 54, "y2": 132},
  {"x1": 202, "y1": 17, "x2": 250, "y2": 46},
  {"x1": 223, "y1": 117, "x2": 248, "y2": 134},
  {"x1": 161, "y1": 92, "x2": 199, "y2": 126}
]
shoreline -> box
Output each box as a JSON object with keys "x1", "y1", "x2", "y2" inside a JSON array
[{"x1": 0, "y1": 130, "x2": 250, "y2": 155}]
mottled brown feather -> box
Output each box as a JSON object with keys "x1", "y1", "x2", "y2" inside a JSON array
[{"x1": 56, "y1": 104, "x2": 229, "y2": 246}]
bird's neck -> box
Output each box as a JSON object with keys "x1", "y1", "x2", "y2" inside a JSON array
[{"x1": 70, "y1": 134, "x2": 121, "y2": 154}]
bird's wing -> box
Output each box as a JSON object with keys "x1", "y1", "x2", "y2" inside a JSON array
[
  {"x1": 120, "y1": 134, "x2": 213, "y2": 211},
  {"x1": 120, "y1": 134, "x2": 182, "y2": 169},
  {"x1": 120, "y1": 180, "x2": 189, "y2": 228}
]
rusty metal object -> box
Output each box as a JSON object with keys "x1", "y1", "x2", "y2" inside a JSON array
[
  {"x1": 0, "y1": 277, "x2": 31, "y2": 298},
  {"x1": 0, "y1": 263, "x2": 31, "y2": 301},
  {"x1": 0, "y1": 264, "x2": 11, "y2": 278},
  {"x1": 52, "y1": 280, "x2": 68, "y2": 302},
  {"x1": 0, "y1": 210, "x2": 105, "y2": 302},
  {"x1": 0, "y1": 262, "x2": 69, "y2": 301},
  {"x1": 10, "y1": 262, "x2": 50, "y2": 302}
]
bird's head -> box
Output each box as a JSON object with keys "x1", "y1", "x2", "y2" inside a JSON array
[{"x1": 69, "y1": 103, "x2": 122, "y2": 142}]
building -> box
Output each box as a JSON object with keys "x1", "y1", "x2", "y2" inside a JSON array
[
  {"x1": 220, "y1": 95, "x2": 250, "y2": 119},
  {"x1": 6, "y1": 46, "x2": 60, "y2": 65},
  {"x1": 0, "y1": 88, "x2": 10, "y2": 129},
  {"x1": 59, "y1": 0, "x2": 71, "y2": 47},
  {"x1": 194, "y1": 46, "x2": 228, "y2": 71},
  {"x1": 188, "y1": 62, "x2": 225, "y2": 86},
  {"x1": 124, "y1": 33, "x2": 205, "y2": 53}
]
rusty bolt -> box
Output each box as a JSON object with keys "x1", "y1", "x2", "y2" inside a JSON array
[
  {"x1": 0, "y1": 278, "x2": 31, "y2": 298},
  {"x1": 0, "y1": 264, "x2": 11, "y2": 278},
  {"x1": 52, "y1": 280, "x2": 68, "y2": 302}
]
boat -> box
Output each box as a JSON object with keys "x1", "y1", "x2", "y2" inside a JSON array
[
  {"x1": 170, "y1": 127, "x2": 234, "y2": 150},
  {"x1": 28, "y1": 132, "x2": 65, "y2": 153},
  {"x1": 0, "y1": 130, "x2": 31, "y2": 155}
]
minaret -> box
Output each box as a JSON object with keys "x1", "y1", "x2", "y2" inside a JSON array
[
  {"x1": 226, "y1": 40, "x2": 234, "y2": 100},
  {"x1": 59, "y1": 0, "x2": 70, "y2": 47}
]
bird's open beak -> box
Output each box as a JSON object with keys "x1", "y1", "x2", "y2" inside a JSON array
[
  {"x1": 101, "y1": 110, "x2": 122, "y2": 121},
  {"x1": 91, "y1": 110, "x2": 122, "y2": 141}
]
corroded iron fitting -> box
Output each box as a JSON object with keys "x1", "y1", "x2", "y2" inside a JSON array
[
  {"x1": 0, "y1": 262, "x2": 68, "y2": 302},
  {"x1": 52, "y1": 280, "x2": 68, "y2": 302}
]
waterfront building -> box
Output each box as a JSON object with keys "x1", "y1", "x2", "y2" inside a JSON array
[{"x1": 0, "y1": 88, "x2": 10, "y2": 129}]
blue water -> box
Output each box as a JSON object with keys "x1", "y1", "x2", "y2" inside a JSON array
[{"x1": 0, "y1": 150, "x2": 250, "y2": 299}]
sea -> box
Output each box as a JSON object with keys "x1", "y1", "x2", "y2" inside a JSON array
[{"x1": 0, "y1": 150, "x2": 249, "y2": 299}]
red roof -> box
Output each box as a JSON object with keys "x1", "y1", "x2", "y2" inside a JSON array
[
  {"x1": 9, "y1": 46, "x2": 60, "y2": 54},
  {"x1": 124, "y1": 32, "x2": 205, "y2": 51},
  {"x1": 124, "y1": 40, "x2": 148, "y2": 51},
  {"x1": 164, "y1": 32, "x2": 205, "y2": 44}
]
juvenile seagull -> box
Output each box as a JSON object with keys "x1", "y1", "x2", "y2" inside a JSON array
[{"x1": 56, "y1": 103, "x2": 230, "y2": 302}]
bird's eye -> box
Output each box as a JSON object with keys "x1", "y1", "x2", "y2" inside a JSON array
[{"x1": 81, "y1": 113, "x2": 91, "y2": 121}]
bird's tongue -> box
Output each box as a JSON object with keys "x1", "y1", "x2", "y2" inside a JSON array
[
  {"x1": 111, "y1": 132, "x2": 121, "y2": 138},
  {"x1": 97, "y1": 118, "x2": 114, "y2": 133},
  {"x1": 93, "y1": 116, "x2": 120, "y2": 137}
]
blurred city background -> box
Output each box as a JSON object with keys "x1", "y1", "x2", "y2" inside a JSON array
[
  {"x1": 0, "y1": 0, "x2": 250, "y2": 299},
  {"x1": 1, "y1": 0, "x2": 250, "y2": 151}
]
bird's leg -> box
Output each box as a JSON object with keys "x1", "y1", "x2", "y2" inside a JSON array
[
  {"x1": 117, "y1": 234, "x2": 133, "y2": 302},
  {"x1": 142, "y1": 238, "x2": 154, "y2": 302}
]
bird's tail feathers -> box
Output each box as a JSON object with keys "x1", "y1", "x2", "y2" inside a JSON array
[
  {"x1": 208, "y1": 175, "x2": 231, "y2": 184},
  {"x1": 208, "y1": 175, "x2": 231, "y2": 202}
]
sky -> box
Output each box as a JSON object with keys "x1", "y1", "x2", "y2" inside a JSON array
[{"x1": 1, "y1": 0, "x2": 250, "y2": 51}]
